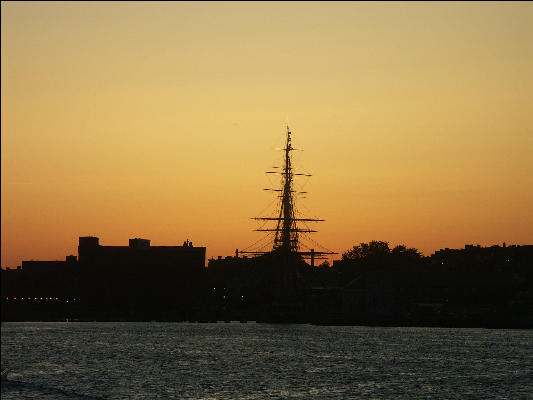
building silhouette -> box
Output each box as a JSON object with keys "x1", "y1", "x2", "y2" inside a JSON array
[
  {"x1": 78, "y1": 236, "x2": 205, "y2": 271},
  {"x1": 76, "y1": 236, "x2": 206, "y2": 319}
]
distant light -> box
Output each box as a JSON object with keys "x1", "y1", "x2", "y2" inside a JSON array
[{"x1": 66, "y1": 300, "x2": 69, "y2": 303}]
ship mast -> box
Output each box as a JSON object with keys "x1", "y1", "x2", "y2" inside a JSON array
[
  {"x1": 248, "y1": 126, "x2": 330, "y2": 254},
  {"x1": 277, "y1": 126, "x2": 298, "y2": 250}
]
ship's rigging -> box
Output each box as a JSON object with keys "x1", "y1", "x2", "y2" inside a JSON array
[{"x1": 240, "y1": 126, "x2": 337, "y2": 265}]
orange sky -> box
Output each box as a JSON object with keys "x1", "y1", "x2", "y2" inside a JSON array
[{"x1": 2, "y1": 2, "x2": 532, "y2": 268}]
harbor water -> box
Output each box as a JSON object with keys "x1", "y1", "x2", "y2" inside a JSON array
[{"x1": 2, "y1": 322, "x2": 532, "y2": 399}]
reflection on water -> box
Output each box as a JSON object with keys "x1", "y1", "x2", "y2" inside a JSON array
[{"x1": 2, "y1": 322, "x2": 532, "y2": 399}]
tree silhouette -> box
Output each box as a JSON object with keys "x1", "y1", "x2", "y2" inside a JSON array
[
  {"x1": 391, "y1": 244, "x2": 423, "y2": 260},
  {"x1": 342, "y1": 241, "x2": 422, "y2": 263},
  {"x1": 342, "y1": 241, "x2": 391, "y2": 260}
]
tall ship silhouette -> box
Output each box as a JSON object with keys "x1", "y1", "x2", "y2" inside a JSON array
[{"x1": 240, "y1": 126, "x2": 336, "y2": 266}]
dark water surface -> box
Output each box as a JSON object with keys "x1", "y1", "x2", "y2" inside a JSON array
[{"x1": 2, "y1": 322, "x2": 532, "y2": 399}]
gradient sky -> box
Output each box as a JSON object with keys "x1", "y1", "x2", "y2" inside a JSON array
[{"x1": 2, "y1": 2, "x2": 532, "y2": 268}]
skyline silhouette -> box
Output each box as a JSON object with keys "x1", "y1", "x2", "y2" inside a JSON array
[{"x1": 2, "y1": 234, "x2": 532, "y2": 327}]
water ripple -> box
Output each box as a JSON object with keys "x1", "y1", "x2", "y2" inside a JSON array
[{"x1": 2, "y1": 323, "x2": 532, "y2": 399}]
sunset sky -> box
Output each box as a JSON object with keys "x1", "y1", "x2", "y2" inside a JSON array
[{"x1": 2, "y1": 2, "x2": 532, "y2": 268}]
